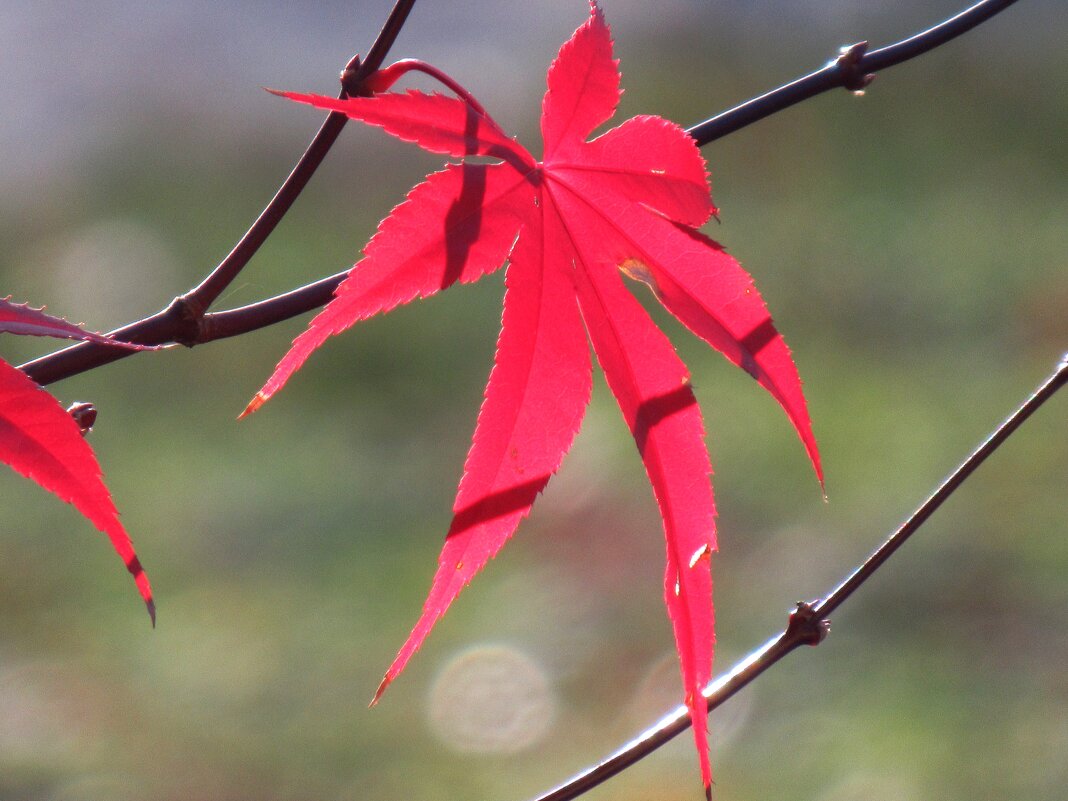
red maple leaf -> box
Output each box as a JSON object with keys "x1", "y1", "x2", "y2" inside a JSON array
[
  {"x1": 246, "y1": 3, "x2": 820, "y2": 789},
  {"x1": 0, "y1": 297, "x2": 154, "y2": 622}
]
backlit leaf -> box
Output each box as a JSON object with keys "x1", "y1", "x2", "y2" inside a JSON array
[{"x1": 250, "y1": 2, "x2": 820, "y2": 788}]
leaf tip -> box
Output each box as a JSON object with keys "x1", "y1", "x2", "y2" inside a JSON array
[
  {"x1": 126, "y1": 554, "x2": 155, "y2": 623},
  {"x1": 811, "y1": 452, "x2": 826, "y2": 498},
  {"x1": 238, "y1": 393, "x2": 267, "y2": 420},
  {"x1": 370, "y1": 674, "x2": 393, "y2": 707}
]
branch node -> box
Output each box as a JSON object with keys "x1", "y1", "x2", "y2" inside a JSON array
[
  {"x1": 168, "y1": 294, "x2": 208, "y2": 348},
  {"x1": 835, "y1": 42, "x2": 876, "y2": 94},
  {"x1": 339, "y1": 54, "x2": 366, "y2": 98},
  {"x1": 66, "y1": 401, "x2": 97, "y2": 436},
  {"x1": 786, "y1": 601, "x2": 830, "y2": 647}
]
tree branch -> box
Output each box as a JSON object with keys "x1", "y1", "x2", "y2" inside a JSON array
[
  {"x1": 686, "y1": 0, "x2": 1020, "y2": 145},
  {"x1": 201, "y1": 270, "x2": 346, "y2": 342},
  {"x1": 19, "y1": 0, "x2": 418, "y2": 387},
  {"x1": 183, "y1": 0, "x2": 418, "y2": 311},
  {"x1": 18, "y1": 0, "x2": 1020, "y2": 387},
  {"x1": 528, "y1": 352, "x2": 1068, "y2": 801}
]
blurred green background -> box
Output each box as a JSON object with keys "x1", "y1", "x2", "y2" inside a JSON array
[{"x1": 0, "y1": 1, "x2": 1065, "y2": 799}]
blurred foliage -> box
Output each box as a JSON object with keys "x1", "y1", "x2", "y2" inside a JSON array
[{"x1": 0, "y1": 2, "x2": 1065, "y2": 800}]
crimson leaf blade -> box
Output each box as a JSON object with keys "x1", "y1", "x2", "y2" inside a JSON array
[
  {"x1": 244, "y1": 162, "x2": 530, "y2": 416},
  {"x1": 0, "y1": 358, "x2": 153, "y2": 620},
  {"x1": 271, "y1": 89, "x2": 533, "y2": 166},
  {"x1": 541, "y1": 2, "x2": 619, "y2": 159},
  {"x1": 557, "y1": 115, "x2": 714, "y2": 227},
  {"x1": 556, "y1": 193, "x2": 716, "y2": 788},
  {"x1": 254, "y1": 4, "x2": 820, "y2": 790},
  {"x1": 550, "y1": 178, "x2": 822, "y2": 483},
  {"x1": 375, "y1": 218, "x2": 593, "y2": 700}
]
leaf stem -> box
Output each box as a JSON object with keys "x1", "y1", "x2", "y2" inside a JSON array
[
  {"x1": 526, "y1": 352, "x2": 1067, "y2": 801},
  {"x1": 364, "y1": 59, "x2": 490, "y2": 116}
]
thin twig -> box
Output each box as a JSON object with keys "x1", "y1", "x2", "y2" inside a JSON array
[
  {"x1": 686, "y1": 0, "x2": 1020, "y2": 144},
  {"x1": 202, "y1": 269, "x2": 347, "y2": 342},
  {"x1": 19, "y1": 0, "x2": 418, "y2": 387},
  {"x1": 529, "y1": 352, "x2": 1067, "y2": 801},
  {"x1": 185, "y1": 0, "x2": 418, "y2": 311},
  {"x1": 183, "y1": 65, "x2": 358, "y2": 314}
]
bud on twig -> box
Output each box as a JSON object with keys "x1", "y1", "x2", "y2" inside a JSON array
[
  {"x1": 66, "y1": 401, "x2": 97, "y2": 436},
  {"x1": 835, "y1": 41, "x2": 876, "y2": 94}
]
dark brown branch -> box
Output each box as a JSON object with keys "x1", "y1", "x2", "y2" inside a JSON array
[
  {"x1": 20, "y1": 0, "x2": 1019, "y2": 387},
  {"x1": 20, "y1": 0, "x2": 417, "y2": 387},
  {"x1": 202, "y1": 271, "x2": 347, "y2": 342},
  {"x1": 529, "y1": 352, "x2": 1068, "y2": 801},
  {"x1": 813, "y1": 352, "x2": 1068, "y2": 619},
  {"x1": 184, "y1": 0, "x2": 417, "y2": 311},
  {"x1": 186, "y1": 0, "x2": 1028, "y2": 349},
  {"x1": 184, "y1": 64, "x2": 358, "y2": 314},
  {"x1": 686, "y1": 0, "x2": 1020, "y2": 145}
]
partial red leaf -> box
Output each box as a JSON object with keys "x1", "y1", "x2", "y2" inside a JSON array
[
  {"x1": 376, "y1": 217, "x2": 592, "y2": 699},
  {"x1": 541, "y1": 1, "x2": 619, "y2": 159},
  {"x1": 556, "y1": 195, "x2": 716, "y2": 788},
  {"x1": 556, "y1": 115, "x2": 714, "y2": 227},
  {"x1": 271, "y1": 89, "x2": 533, "y2": 167},
  {"x1": 0, "y1": 358, "x2": 153, "y2": 620},
  {"x1": 255, "y1": 2, "x2": 820, "y2": 789},
  {"x1": 244, "y1": 162, "x2": 531, "y2": 415},
  {"x1": 0, "y1": 297, "x2": 136, "y2": 346}
]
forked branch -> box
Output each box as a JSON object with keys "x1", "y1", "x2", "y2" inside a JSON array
[
  {"x1": 20, "y1": 0, "x2": 1022, "y2": 386},
  {"x1": 19, "y1": 0, "x2": 418, "y2": 386}
]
